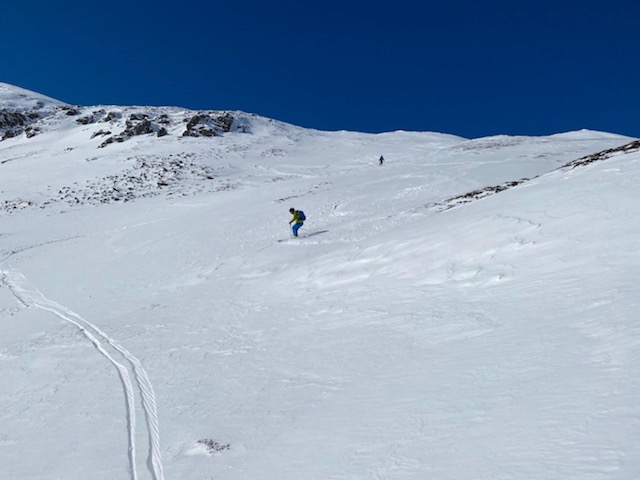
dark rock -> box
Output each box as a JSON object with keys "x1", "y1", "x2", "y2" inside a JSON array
[
  {"x1": 91, "y1": 130, "x2": 112, "y2": 139},
  {"x1": 0, "y1": 111, "x2": 28, "y2": 129},
  {"x1": 182, "y1": 112, "x2": 235, "y2": 137},
  {"x1": 102, "y1": 111, "x2": 122, "y2": 122},
  {"x1": 99, "y1": 136, "x2": 126, "y2": 148},
  {"x1": 124, "y1": 118, "x2": 154, "y2": 136},
  {"x1": 216, "y1": 112, "x2": 234, "y2": 132},
  {"x1": 197, "y1": 439, "x2": 230, "y2": 454},
  {"x1": 59, "y1": 106, "x2": 81, "y2": 116},
  {"x1": 2, "y1": 130, "x2": 17, "y2": 140},
  {"x1": 77, "y1": 109, "x2": 106, "y2": 125},
  {"x1": 25, "y1": 127, "x2": 40, "y2": 138},
  {"x1": 563, "y1": 140, "x2": 640, "y2": 169}
]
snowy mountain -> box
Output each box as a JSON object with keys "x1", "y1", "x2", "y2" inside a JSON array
[
  {"x1": 0, "y1": 82, "x2": 65, "y2": 110},
  {"x1": 1, "y1": 83, "x2": 639, "y2": 480}
]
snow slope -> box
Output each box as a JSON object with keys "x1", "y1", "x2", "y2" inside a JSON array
[
  {"x1": 1, "y1": 84, "x2": 639, "y2": 480},
  {"x1": 0, "y1": 82, "x2": 66, "y2": 111}
]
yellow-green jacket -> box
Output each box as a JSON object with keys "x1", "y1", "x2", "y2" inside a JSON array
[{"x1": 289, "y1": 210, "x2": 304, "y2": 224}]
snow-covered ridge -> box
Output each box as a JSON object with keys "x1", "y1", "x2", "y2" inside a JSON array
[
  {"x1": 0, "y1": 82, "x2": 66, "y2": 110},
  {"x1": 0, "y1": 102, "x2": 256, "y2": 143},
  {"x1": 0, "y1": 83, "x2": 66, "y2": 141},
  {"x1": 0, "y1": 82, "x2": 636, "y2": 216},
  {"x1": 0, "y1": 83, "x2": 311, "y2": 144},
  {"x1": 430, "y1": 139, "x2": 640, "y2": 212}
]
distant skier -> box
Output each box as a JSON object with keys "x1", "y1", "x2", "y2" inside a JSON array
[
  {"x1": 379, "y1": 155, "x2": 384, "y2": 166},
  {"x1": 288, "y1": 207, "x2": 305, "y2": 237}
]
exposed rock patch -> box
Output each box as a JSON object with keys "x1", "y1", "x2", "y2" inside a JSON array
[
  {"x1": 562, "y1": 140, "x2": 640, "y2": 169},
  {"x1": 77, "y1": 109, "x2": 106, "y2": 125},
  {"x1": 1, "y1": 153, "x2": 237, "y2": 213},
  {"x1": 0, "y1": 110, "x2": 40, "y2": 140},
  {"x1": 431, "y1": 179, "x2": 529, "y2": 212},
  {"x1": 99, "y1": 114, "x2": 163, "y2": 147},
  {"x1": 183, "y1": 112, "x2": 235, "y2": 138}
]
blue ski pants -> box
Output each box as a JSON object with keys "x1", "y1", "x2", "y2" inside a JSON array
[{"x1": 292, "y1": 222, "x2": 303, "y2": 237}]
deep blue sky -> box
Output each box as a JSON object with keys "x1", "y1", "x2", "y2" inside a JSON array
[{"x1": 2, "y1": 0, "x2": 639, "y2": 139}]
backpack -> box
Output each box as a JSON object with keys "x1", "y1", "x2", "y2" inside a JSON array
[{"x1": 298, "y1": 210, "x2": 306, "y2": 221}]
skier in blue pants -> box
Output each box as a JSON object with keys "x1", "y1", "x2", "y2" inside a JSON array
[{"x1": 288, "y1": 207, "x2": 305, "y2": 237}]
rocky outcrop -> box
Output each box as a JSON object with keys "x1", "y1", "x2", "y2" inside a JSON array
[
  {"x1": 91, "y1": 129, "x2": 112, "y2": 139},
  {"x1": 183, "y1": 112, "x2": 235, "y2": 137},
  {"x1": 0, "y1": 110, "x2": 40, "y2": 140},
  {"x1": 2, "y1": 99, "x2": 251, "y2": 147},
  {"x1": 77, "y1": 109, "x2": 106, "y2": 125},
  {"x1": 429, "y1": 140, "x2": 640, "y2": 213},
  {"x1": 431, "y1": 178, "x2": 529, "y2": 212},
  {"x1": 59, "y1": 105, "x2": 81, "y2": 116},
  {"x1": 99, "y1": 113, "x2": 169, "y2": 147},
  {"x1": 562, "y1": 140, "x2": 640, "y2": 169}
]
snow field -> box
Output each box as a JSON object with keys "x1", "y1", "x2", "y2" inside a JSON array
[{"x1": 1, "y1": 94, "x2": 639, "y2": 480}]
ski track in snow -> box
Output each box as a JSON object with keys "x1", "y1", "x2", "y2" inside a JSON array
[{"x1": 0, "y1": 267, "x2": 164, "y2": 480}]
